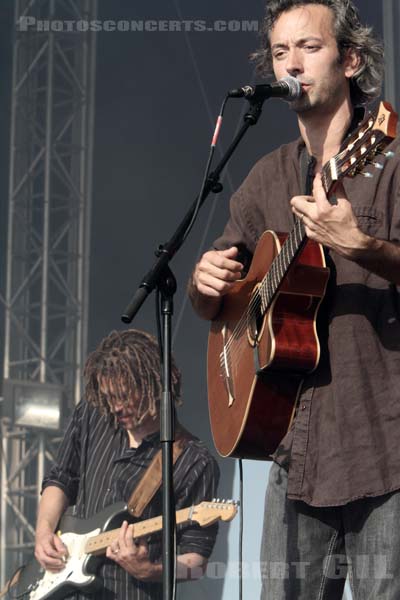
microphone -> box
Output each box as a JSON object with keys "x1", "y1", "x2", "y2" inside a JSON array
[{"x1": 228, "y1": 76, "x2": 302, "y2": 101}]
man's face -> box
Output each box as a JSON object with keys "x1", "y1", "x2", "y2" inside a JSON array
[
  {"x1": 270, "y1": 4, "x2": 357, "y2": 114},
  {"x1": 99, "y1": 377, "x2": 139, "y2": 431}
]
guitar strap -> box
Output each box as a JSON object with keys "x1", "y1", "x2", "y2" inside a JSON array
[
  {"x1": 0, "y1": 567, "x2": 23, "y2": 599},
  {"x1": 127, "y1": 425, "x2": 192, "y2": 517},
  {"x1": 299, "y1": 144, "x2": 315, "y2": 197}
]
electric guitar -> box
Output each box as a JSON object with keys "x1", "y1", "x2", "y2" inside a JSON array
[
  {"x1": 13, "y1": 499, "x2": 237, "y2": 600},
  {"x1": 207, "y1": 101, "x2": 398, "y2": 460}
]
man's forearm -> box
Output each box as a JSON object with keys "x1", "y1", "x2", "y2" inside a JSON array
[
  {"x1": 136, "y1": 553, "x2": 207, "y2": 582},
  {"x1": 176, "y1": 553, "x2": 207, "y2": 580},
  {"x1": 187, "y1": 277, "x2": 222, "y2": 321},
  {"x1": 36, "y1": 486, "x2": 69, "y2": 534},
  {"x1": 187, "y1": 247, "x2": 243, "y2": 319},
  {"x1": 346, "y1": 235, "x2": 400, "y2": 285}
]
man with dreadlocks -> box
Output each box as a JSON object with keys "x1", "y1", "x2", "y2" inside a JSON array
[
  {"x1": 189, "y1": 0, "x2": 400, "y2": 598},
  {"x1": 33, "y1": 329, "x2": 219, "y2": 599}
]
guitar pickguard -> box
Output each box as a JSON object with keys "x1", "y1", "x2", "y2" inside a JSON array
[{"x1": 22, "y1": 528, "x2": 100, "y2": 600}]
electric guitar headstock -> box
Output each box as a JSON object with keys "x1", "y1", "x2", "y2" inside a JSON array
[{"x1": 190, "y1": 499, "x2": 238, "y2": 527}]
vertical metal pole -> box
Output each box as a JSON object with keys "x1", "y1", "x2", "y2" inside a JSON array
[
  {"x1": 0, "y1": 424, "x2": 8, "y2": 587},
  {"x1": 40, "y1": 0, "x2": 55, "y2": 384},
  {"x1": 160, "y1": 274, "x2": 177, "y2": 600},
  {"x1": 37, "y1": 433, "x2": 45, "y2": 503},
  {"x1": 3, "y1": 0, "x2": 21, "y2": 381},
  {"x1": 383, "y1": 0, "x2": 397, "y2": 109},
  {"x1": 2, "y1": 2, "x2": 21, "y2": 588},
  {"x1": 74, "y1": 0, "x2": 97, "y2": 406}
]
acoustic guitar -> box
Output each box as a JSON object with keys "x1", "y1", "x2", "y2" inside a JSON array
[{"x1": 207, "y1": 101, "x2": 397, "y2": 460}]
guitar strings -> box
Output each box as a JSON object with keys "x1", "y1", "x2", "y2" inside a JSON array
[
  {"x1": 219, "y1": 218, "x2": 306, "y2": 373},
  {"x1": 219, "y1": 218, "x2": 305, "y2": 365}
]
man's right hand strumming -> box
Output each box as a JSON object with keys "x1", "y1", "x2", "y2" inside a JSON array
[
  {"x1": 35, "y1": 529, "x2": 68, "y2": 573},
  {"x1": 34, "y1": 485, "x2": 69, "y2": 572},
  {"x1": 189, "y1": 246, "x2": 244, "y2": 320}
]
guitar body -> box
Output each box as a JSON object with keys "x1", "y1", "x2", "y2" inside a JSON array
[
  {"x1": 208, "y1": 230, "x2": 330, "y2": 459},
  {"x1": 15, "y1": 502, "x2": 129, "y2": 600},
  {"x1": 12, "y1": 499, "x2": 238, "y2": 600}
]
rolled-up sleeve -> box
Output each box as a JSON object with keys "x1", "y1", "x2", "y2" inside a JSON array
[
  {"x1": 174, "y1": 445, "x2": 220, "y2": 558},
  {"x1": 213, "y1": 187, "x2": 258, "y2": 256},
  {"x1": 41, "y1": 401, "x2": 83, "y2": 504}
]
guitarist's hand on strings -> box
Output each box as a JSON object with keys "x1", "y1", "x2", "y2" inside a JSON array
[
  {"x1": 35, "y1": 529, "x2": 68, "y2": 573},
  {"x1": 106, "y1": 520, "x2": 157, "y2": 581},
  {"x1": 193, "y1": 247, "x2": 243, "y2": 296},
  {"x1": 291, "y1": 173, "x2": 370, "y2": 258},
  {"x1": 189, "y1": 247, "x2": 244, "y2": 320}
]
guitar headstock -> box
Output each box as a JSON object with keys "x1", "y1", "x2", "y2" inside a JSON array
[
  {"x1": 322, "y1": 101, "x2": 398, "y2": 195},
  {"x1": 190, "y1": 499, "x2": 238, "y2": 526}
]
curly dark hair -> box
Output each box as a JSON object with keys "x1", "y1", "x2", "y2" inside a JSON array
[
  {"x1": 83, "y1": 329, "x2": 181, "y2": 425},
  {"x1": 252, "y1": 0, "x2": 384, "y2": 105}
]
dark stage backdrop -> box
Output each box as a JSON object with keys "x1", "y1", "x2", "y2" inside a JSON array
[{"x1": 0, "y1": 2, "x2": 384, "y2": 598}]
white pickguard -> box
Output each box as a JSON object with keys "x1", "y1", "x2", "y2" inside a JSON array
[{"x1": 28, "y1": 527, "x2": 101, "y2": 600}]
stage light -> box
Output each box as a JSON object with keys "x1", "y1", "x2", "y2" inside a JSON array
[{"x1": 1, "y1": 379, "x2": 63, "y2": 430}]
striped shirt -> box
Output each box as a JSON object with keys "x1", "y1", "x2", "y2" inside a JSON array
[{"x1": 42, "y1": 400, "x2": 219, "y2": 599}]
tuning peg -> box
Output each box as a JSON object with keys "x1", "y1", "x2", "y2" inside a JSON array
[
  {"x1": 371, "y1": 161, "x2": 384, "y2": 170},
  {"x1": 366, "y1": 149, "x2": 378, "y2": 160},
  {"x1": 360, "y1": 172, "x2": 373, "y2": 178},
  {"x1": 385, "y1": 151, "x2": 395, "y2": 158}
]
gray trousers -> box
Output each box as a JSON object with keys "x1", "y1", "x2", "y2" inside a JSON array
[{"x1": 260, "y1": 462, "x2": 400, "y2": 600}]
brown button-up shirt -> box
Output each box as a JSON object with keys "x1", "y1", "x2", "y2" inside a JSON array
[{"x1": 213, "y1": 133, "x2": 400, "y2": 507}]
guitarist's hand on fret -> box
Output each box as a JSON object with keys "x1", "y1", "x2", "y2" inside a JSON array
[
  {"x1": 106, "y1": 520, "x2": 158, "y2": 581},
  {"x1": 189, "y1": 247, "x2": 244, "y2": 320},
  {"x1": 291, "y1": 173, "x2": 368, "y2": 258}
]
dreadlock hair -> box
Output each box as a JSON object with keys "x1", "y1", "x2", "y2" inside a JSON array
[
  {"x1": 83, "y1": 329, "x2": 182, "y2": 426},
  {"x1": 251, "y1": 0, "x2": 384, "y2": 106}
]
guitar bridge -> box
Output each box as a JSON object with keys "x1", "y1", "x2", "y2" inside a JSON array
[{"x1": 220, "y1": 325, "x2": 235, "y2": 406}]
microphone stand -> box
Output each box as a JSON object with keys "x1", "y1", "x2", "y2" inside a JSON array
[{"x1": 121, "y1": 97, "x2": 266, "y2": 600}]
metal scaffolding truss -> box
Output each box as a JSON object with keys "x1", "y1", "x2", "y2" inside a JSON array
[
  {"x1": 3, "y1": 0, "x2": 97, "y2": 397},
  {"x1": 0, "y1": 422, "x2": 62, "y2": 586},
  {"x1": 0, "y1": 0, "x2": 97, "y2": 586}
]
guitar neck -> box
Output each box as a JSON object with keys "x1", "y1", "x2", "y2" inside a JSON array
[
  {"x1": 84, "y1": 507, "x2": 193, "y2": 556},
  {"x1": 258, "y1": 217, "x2": 306, "y2": 310},
  {"x1": 258, "y1": 102, "x2": 397, "y2": 313}
]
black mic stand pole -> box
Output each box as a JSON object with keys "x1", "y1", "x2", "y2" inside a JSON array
[{"x1": 121, "y1": 98, "x2": 266, "y2": 600}]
